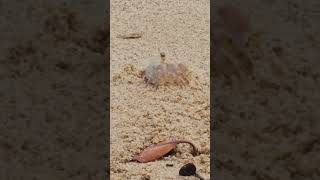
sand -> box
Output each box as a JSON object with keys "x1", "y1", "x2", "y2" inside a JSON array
[
  {"x1": 110, "y1": 0, "x2": 210, "y2": 179},
  {"x1": 213, "y1": 0, "x2": 320, "y2": 179},
  {"x1": 1, "y1": 1, "x2": 107, "y2": 179}
]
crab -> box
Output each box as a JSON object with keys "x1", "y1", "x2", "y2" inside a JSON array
[{"x1": 143, "y1": 52, "x2": 190, "y2": 89}]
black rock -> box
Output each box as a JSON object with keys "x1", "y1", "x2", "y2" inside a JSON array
[{"x1": 179, "y1": 163, "x2": 196, "y2": 176}]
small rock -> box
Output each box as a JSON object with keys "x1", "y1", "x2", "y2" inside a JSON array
[
  {"x1": 166, "y1": 163, "x2": 174, "y2": 167},
  {"x1": 179, "y1": 163, "x2": 196, "y2": 176}
]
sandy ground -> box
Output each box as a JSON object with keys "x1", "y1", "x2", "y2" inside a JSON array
[
  {"x1": 110, "y1": 0, "x2": 210, "y2": 179},
  {"x1": 1, "y1": 1, "x2": 107, "y2": 179},
  {"x1": 213, "y1": 0, "x2": 320, "y2": 179}
]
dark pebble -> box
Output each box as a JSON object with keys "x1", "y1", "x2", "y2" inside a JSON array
[{"x1": 179, "y1": 163, "x2": 196, "y2": 176}]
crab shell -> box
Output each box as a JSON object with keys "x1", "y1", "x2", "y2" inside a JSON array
[{"x1": 144, "y1": 62, "x2": 189, "y2": 88}]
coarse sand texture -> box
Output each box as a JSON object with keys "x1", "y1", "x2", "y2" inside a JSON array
[{"x1": 110, "y1": 0, "x2": 210, "y2": 179}]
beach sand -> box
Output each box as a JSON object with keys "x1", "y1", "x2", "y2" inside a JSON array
[
  {"x1": 212, "y1": 0, "x2": 320, "y2": 179},
  {"x1": 110, "y1": 0, "x2": 210, "y2": 179}
]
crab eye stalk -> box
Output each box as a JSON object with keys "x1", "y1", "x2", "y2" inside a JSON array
[{"x1": 160, "y1": 52, "x2": 166, "y2": 63}]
